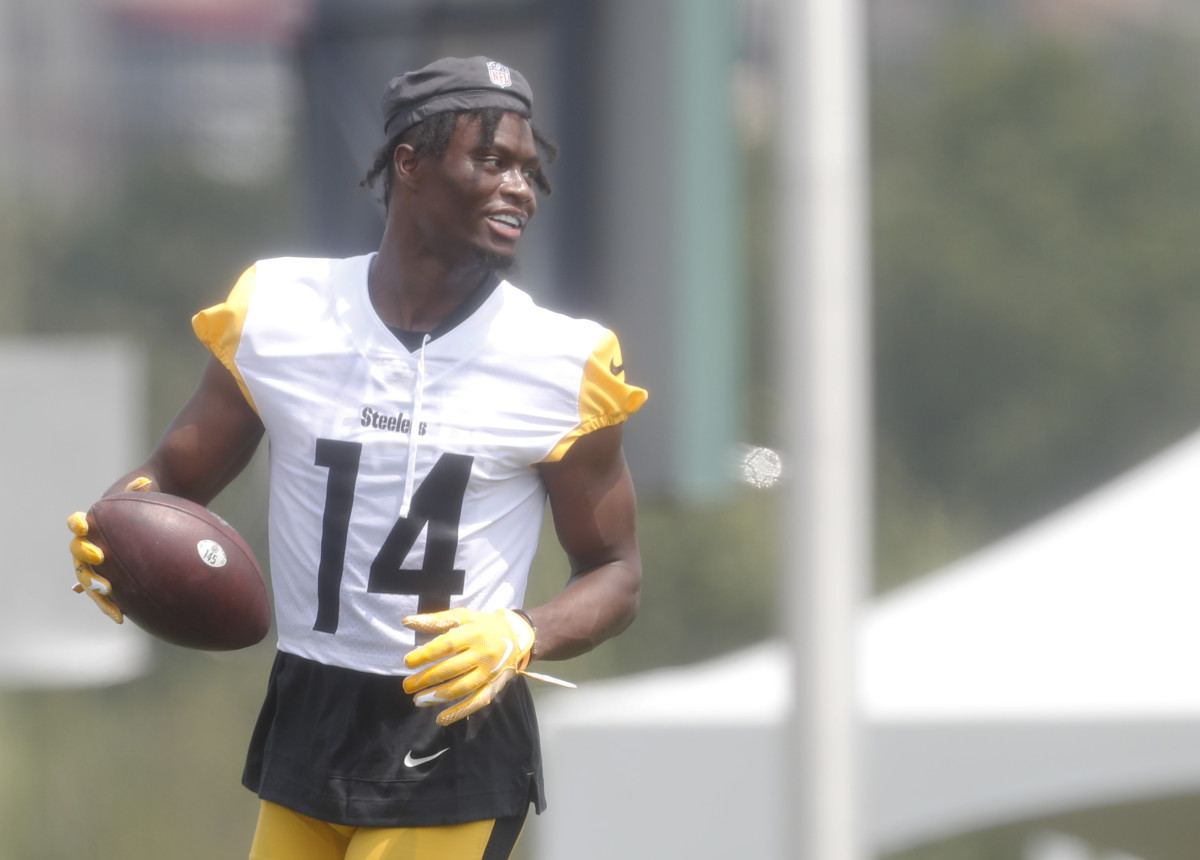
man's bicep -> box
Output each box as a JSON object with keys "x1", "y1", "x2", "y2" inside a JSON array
[
  {"x1": 147, "y1": 355, "x2": 264, "y2": 505},
  {"x1": 532, "y1": 424, "x2": 642, "y2": 659},
  {"x1": 540, "y1": 424, "x2": 638, "y2": 574}
]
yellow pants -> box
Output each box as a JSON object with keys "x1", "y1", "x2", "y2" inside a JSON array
[{"x1": 249, "y1": 800, "x2": 525, "y2": 860}]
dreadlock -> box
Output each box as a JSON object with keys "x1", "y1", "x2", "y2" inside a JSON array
[{"x1": 360, "y1": 108, "x2": 559, "y2": 211}]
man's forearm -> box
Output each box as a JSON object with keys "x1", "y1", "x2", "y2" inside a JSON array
[{"x1": 523, "y1": 560, "x2": 641, "y2": 661}]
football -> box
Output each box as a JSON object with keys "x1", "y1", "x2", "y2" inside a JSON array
[{"x1": 86, "y1": 492, "x2": 270, "y2": 651}]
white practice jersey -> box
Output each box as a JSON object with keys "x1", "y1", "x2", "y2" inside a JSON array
[{"x1": 192, "y1": 254, "x2": 646, "y2": 674}]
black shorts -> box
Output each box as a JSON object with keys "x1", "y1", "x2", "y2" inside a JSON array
[{"x1": 242, "y1": 651, "x2": 546, "y2": 827}]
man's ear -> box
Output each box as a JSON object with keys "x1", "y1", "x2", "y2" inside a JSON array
[{"x1": 393, "y1": 143, "x2": 422, "y2": 189}]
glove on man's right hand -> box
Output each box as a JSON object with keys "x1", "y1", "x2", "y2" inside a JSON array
[{"x1": 66, "y1": 477, "x2": 152, "y2": 624}]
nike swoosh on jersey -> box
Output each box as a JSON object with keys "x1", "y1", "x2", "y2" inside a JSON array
[
  {"x1": 404, "y1": 747, "x2": 450, "y2": 767},
  {"x1": 609, "y1": 358, "x2": 625, "y2": 376}
]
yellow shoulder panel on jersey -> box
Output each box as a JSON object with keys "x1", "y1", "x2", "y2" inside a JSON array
[
  {"x1": 543, "y1": 329, "x2": 648, "y2": 463},
  {"x1": 191, "y1": 264, "x2": 260, "y2": 415}
]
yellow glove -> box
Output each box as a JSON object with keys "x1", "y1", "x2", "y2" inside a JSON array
[
  {"x1": 402, "y1": 608, "x2": 538, "y2": 726},
  {"x1": 67, "y1": 477, "x2": 152, "y2": 624}
]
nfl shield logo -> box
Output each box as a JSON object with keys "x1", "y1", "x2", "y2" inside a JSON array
[{"x1": 486, "y1": 61, "x2": 513, "y2": 88}]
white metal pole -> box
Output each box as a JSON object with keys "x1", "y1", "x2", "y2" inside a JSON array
[{"x1": 775, "y1": 0, "x2": 872, "y2": 855}]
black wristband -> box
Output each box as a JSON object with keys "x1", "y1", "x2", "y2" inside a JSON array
[{"x1": 512, "y1": 609, "x2": 538, "y2": 659}]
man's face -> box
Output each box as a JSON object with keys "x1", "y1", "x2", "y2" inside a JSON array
[{"x1": 415, "y1": 112, "x2": 540, "y2": 271}]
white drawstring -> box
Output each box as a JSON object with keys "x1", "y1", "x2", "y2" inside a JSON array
[{"x1": 399, "y1": 333, "x2": 432, "y2": 518}]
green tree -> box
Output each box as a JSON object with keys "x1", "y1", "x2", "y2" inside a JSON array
[
  {"x1": 26, "y1": 157, "x2": 310, "y2": 438},
  {"x1": 873, "y1": 23, "x2": 1200, "y2": 591}
]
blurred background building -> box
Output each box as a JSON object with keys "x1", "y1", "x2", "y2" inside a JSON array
[{"x1": 0, "y1": 0, "x2": 304, "y2": 207}]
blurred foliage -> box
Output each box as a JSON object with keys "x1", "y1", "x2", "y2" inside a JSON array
[
  {"x1": 0, "y1": 647, "x2": 270, "y2": 860},
  {"x1": 872, "y1": 20, "x2": 1200, "y2": 593},
  {"x1": 5, "y1": 9, "x2": 1200, "y2": 860},
  {"x1": 29, "y1": 156, "x2": 308, "y2": 335},
  {"x1": 0, "y1": 205, "x2": 33, "y2": 332},
  {"x1": 886, "y1": 831, "x2": 1029, "y2": 860},
  {"x1": 21, "y1": 155, "x2": 312, "y2": 444}
]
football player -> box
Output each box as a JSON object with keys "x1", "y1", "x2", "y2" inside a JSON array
[{"x1": 69, "y1": 56, "x2": 646, "y2": 860}]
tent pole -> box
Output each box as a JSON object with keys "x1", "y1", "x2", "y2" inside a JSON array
[{"x1": 775, "y1": 0, "x2": 872, "y2": 856}]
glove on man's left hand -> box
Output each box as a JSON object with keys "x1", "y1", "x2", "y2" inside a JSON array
[{"x1": 402, "y1": 608, "x2": 535, "y2": 726}]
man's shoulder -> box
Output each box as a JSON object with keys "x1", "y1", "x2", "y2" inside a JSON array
[
  {"x1": 253, "y1": 253, "x2": 372, "y2": 281},
  {"x1": 242, "y1": 255, "x2": 374, "y2": 308},
  {"x1": 493, "y1": 280, "x2": 609, "y2": 345}
]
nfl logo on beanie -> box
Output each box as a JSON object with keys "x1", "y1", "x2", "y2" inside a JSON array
[
  {"x1": 487, "y1": 61, "x2": 513, "y2": 88},
  {"x1": 381, "y1": 56, "x2": 533, "y2": 139}
]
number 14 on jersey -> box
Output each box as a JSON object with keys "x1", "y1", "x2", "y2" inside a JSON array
[{"x1": 311, "y1": 438, "x2": 473, "y2": 634}]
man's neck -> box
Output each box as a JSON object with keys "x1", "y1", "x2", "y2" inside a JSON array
[{"x1": 368, "y1": 242, "x2": 493, "y2": 332}]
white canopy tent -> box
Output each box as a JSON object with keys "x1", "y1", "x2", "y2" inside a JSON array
[{"x1": 533, "y1": 430, "x2": 1200, "y2": 859}]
